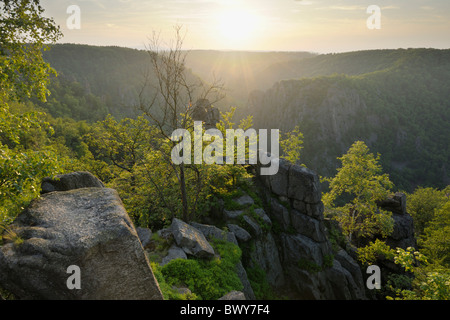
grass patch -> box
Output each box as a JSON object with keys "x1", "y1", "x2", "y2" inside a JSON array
[
  {"x1": 150, "y1": 262, "x2": 198, "y2": 300},
  {"x1": 146, "y1": 232, "x2": 173, "y2": 264},
  {"x1": 159, "y1": 239, "x2": 243, "y2": 300}
]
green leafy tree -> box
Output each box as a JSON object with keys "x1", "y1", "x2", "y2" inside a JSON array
[
  {"x1": 0, "y1": 0, "x2": 62, "y2": 102},
  {"x1": 84, "y1": 107, "x2": 255, "y2": 228},
  {"x1": 407, "y1": 186, "x2": 449, "y2": 237},
  {"x1": 280, "y1": 125, "x2": 304, "y2": 164},
  {"x1": 0, "y1": 0, "x2": 62, "y2": 224},
  {"x1": 421, "y1": 201, "x2": 450, "y2": 267},
  {"x1": 323, "y1": 141, "x2": 394, "y2": 243},
  {"x1": 389, "y1": 247, "x2": 450, "y2": 300}
]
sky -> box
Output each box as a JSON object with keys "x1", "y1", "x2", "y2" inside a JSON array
[{"x1": 41, "y1": 0, "x2": 450, "y2": 53}]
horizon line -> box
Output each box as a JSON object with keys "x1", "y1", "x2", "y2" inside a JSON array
[{"x1": 50, "y1": 42, "x2": 450, "y2": 55}]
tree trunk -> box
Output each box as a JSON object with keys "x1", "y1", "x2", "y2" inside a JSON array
[{"x1": 179, "y1": 163, "x2": 189, "y2": 221}]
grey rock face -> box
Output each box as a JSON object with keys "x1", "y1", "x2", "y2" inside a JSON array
[
  {"x1": 288, "y1": 165, "x2": 321, "y2": 204},
  {"x1": 224, "y1": 209, "x2": 244, "y2": 220},
  {"x1": 227, "y1": 224, "x2": 251, "y2": 242},
  {"x1": 249, "y1": 233, "x2": 285, "y2": 288},
  {"x1": 377, "y1": 192, "x2": 407, "y2": 215},
  {"x1": 218, "y1": 291, "x2": 246, "y2": 300},
  {"x1": 386, "y1": 212, "x2": 416, "y2": 249},
  {"x1": 171, "y1": 218, "x2": 215, "y2": 258},
  {"x1": 0, "y1": 188, "x2": 163, "y2": 300},
  {"x1": 191, "y1": 99, "x2": 220, "y2": 129},
  {"x1": 268, "y1": 158, "x2": 291, "y2": 197},
  {"x1": 270, "y1": 198, "x2": 291, "y2": 230},
  {"x1": 161, "y1": 245, "x2": 188, "y2": 266},
  {"x1": 290, "y1": 209, "x2": 326, "y2": 242},
  {"x1": 234, "y1": 195, "x2": 255, "y2": 207},
  {"x1": 253, "y1": 159, "x2": 367, "y2": 300},
  {"x1": 242, "y1": 215, "x2": 262, "y2": 237},
  {"x1": 136, "y1": 227, "x2": 152, "y2": 248},
  {"x1": 41, "y1": 171, "x2": 104, "y2": 194},
  {"x1": 335, "y1": 249, "x2": 366, "y2": 300},
  {"x1": 254, "y1": 208, "x2": 272, "y2": 227},
  {"x1": 190, "y1": 222, "x2": 237, "y2": 245}
]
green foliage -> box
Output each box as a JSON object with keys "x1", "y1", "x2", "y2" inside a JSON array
[
  {"x1": 407, "y1": 186, "x2": 449, "y2": 237},
  {"x1": 0, "y1": 94, "x2": 62, "y2": 225},
  {"x1": 327, "y1": 222, "x2": 347, "y2": 253},
  {"x1": 0, "y1": 0, "x2": 62, "y2": 102},
  {"x1": 420, "y1": 201, "x2": 450, "y2": 267},
  {"x1": 160, "y1": 239, "x2": 243, "y2": 300},
  {"x1": 32, "y1": 78, "x2": 109, "y2": 122},
  {"x1": 388, "y1": 247, "x2": 450, "y2": 300},
  {"x1": 323, "y1": 141, "x2": 394, "y2": 243},
  {"x1": 150, "y1": 262, "x2": 198, "y2": 300},
  {"x1": 41, "y1": 44, "x2": 157, "y2": 119},
  {"x1": 0, "y1": 224, "x2": 23, "y2": 247},
  {"x1": 80, "y1": 103, "x2": 257, "y2": 226},
  {"x1": 280, "y1": 125, "x2": 304, "y2": 165},
  {"x1": 356, "y1": 239, "x2": 396, "y2": 267},
  {"x1": 0, "y1": 0, "x2": 63, "y2": 225}
]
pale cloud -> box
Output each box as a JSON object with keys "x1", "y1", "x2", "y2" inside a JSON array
[{"x1": 328, "y1": 5, "x2": 366, "y2": 11}]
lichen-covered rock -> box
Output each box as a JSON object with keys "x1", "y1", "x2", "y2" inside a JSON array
[
  {"x1": 218, "y1": 291, "x2": 246, "y2": 300},
  {"x1": 0, "y1": 188, "x2": 163, "y2": 300}
]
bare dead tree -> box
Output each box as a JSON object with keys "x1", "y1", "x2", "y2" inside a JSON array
[{"x1": 137, "y1": 25, "x2": 225, "y2": 221}]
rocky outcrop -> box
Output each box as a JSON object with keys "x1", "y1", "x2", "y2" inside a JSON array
[
  {"x1": 254, "y1": 157, "x2": 367, "y2": 299},
  {"x1": 191, "y1": 98, "x2": 220, "y2": 129},
  {"x1": 0, "y1": 173, "x2": 163, "y2": 300},
  {"x1": 152, "y1": 219, "x2": 256, "y2": 300},
  {"x1": 377, "y1": 192, "x2": 416, "y2": 249}
]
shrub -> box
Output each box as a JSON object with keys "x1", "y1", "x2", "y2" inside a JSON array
[{"x1": 160, "y1": 239, "x2": 243, "y2": 300}]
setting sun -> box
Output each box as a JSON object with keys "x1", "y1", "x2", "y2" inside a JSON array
[{"x1": 217, "y1": 10, "x2": 262, "y2": 44}]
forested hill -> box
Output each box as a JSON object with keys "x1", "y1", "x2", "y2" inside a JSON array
[
  {"x1": 39, "y1": 45, "x2": 450, "y2": 191},
  {"x1": 40, "y1": 44, "x2": 157, "y2": 120},
  {"x1": 40, "y1": 45, "x2": 314, "y2": 121},
  {"x1": 247, "y1": 48, "x2": 450, "y2": 191},
  {"x1": 251, "y1": 49, "x2": 435, "y2": 90}
]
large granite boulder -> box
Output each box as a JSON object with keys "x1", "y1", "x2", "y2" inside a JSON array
[
  {"x1": 41, "y1": 171, "x2": 104, "y2": 194},
  {"x1": 0, "y1": 187, "x2": 163, "y2": 300}
]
